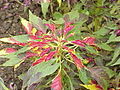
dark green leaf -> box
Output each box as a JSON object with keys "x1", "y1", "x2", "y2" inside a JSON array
[{"x1": 89, "y1": 66, "x2": 110, "y2": 90}]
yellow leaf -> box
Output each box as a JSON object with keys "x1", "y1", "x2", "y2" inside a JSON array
[
  {"x1": 32, "y1": 47, "x2": 39, "y2": 51},
  {"x1": 31, "y1": 28, "x2": 37, "y2": 35},
  {"x1": 80, "y1": 84, "x2": 100, "y2": 90},
  {"x1": 57, "y1": 0, "x2": 62, "y2": 7},
  {"x1": 0, "y1": 49, "x2": 7, "y2": 56},
  {"x1": 14, "y1": 60, "x2": 24, "y2": 69}
]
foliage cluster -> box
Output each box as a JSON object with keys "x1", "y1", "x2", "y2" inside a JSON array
[{"x1": 0, "y1": 0, "x2": 120, "y2": 90}]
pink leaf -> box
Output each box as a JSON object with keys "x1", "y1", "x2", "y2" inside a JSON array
[
  {"x1": 71, "y1": 40, "x2": 85, "y2": 47},
  {"x1": 51, "y1": 73, "x2": 62, "y2": 90},
  {"x1": 83, "y1": 37, "x2": 96, "y2": 45},
  {"x1": 70, "y1": 52, "x2": 85, "y2": 69}
]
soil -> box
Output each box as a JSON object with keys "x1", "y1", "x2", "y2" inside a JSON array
[{"x1": 0, "y1": 0, "x2": 42, "y2": 89}]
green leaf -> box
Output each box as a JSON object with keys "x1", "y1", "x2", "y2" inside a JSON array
[
  {"x1": 67, "y1": 10, "x2": 79, "y2": 21},
  {"x1": 89, "y1": 66, "x2": 109, "y2": 90},
  {"x1": 20, "y1": 60, "x2": 60, "y2": 88},
  {"x1": 85, "y1": 46, "x2": 98, "y2": 54},
  {"x1": 53, "y1": 18, "x2": 64, "y2": 24},
  {"x1": 13, "y1": 35, "x2": 29, "y2": 43},
  {"x1": 15, "y1": 46, "x2": 31, "y2": 55},
  {"x1": 106, "y1": 46, "x2": 120, "y2": 66},
  {"x1": 2, "y1": 56, "x2": 21, "y2": 66},
  {"x1": 41, "y1": 2, "x2": 50, "y2": 18},
  {"x1": 94, "y1": 27, "x2": 109, "y2": 36},
  {"x1": 0, "y1": 46, "x2": 30, "y2": 66},
  {"x1": 111, "y1": 58, "x2": 120, "y2": 66},
  {"x1": 0, "y1": 77, "x2": 9, "y2": 90},
  {"x1": 53, "y1": 12, "x2": 63, "y2": 20},
  {"x1": 29, "y1": 10, "x2": 46, "y2": 33},
  {"x1": 96, "y1": 0, "x2": 106, "y2": 6},
  {"x1": 106, "y1": 33, "x2": 116, "y2": 43},
  {"x1": 98, "y1": 43, "x2": 113, "y2": 51},
  {"x1": 63, "y1": 69, "x2": 74, "y2": 90},
  {"x1": 79, "y1": 68, "x2": 90, "y2": 84},
  {"x1": 103, "y1": 67, "x2": 116, "y2": 78},
  {"x1": 0, "y1": 35, "x2": 28, "y2": 44}
]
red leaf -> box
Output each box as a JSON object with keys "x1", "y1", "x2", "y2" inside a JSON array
[
  {"x1": 36, "y1": 30, "x2": 43, "y2": 36},
  {"x1": 71, "y1": 40, "x2": 85, "y2": 47},
  {"x1": 63, "y1": 46, "x2": 74, "y2": 52},
  {"x1": 51, "y1": 73, "x2": 62, "y2": 90},
  {"x1": 45, "y1": 51, "x2": 56, "y2": 61},
  {"x1": 5, "y1": 48, "x2": 16, "y2": 53},
  {"x1": 40, "y1": 47, "x2": 51, "y2": 56},
  {"x1": 70, "y1": 52, "x2": 85, "y2": 69},
  {"x1": 45, "y1": 24, "x2": 56, "y2": 32},
  {"x1": 64, "y1": 25, "x2": 74, "y2": 35},
  {"x1": 24, "y1": 52, "x2": 38, "y2": 59},
  {"x1": 64, "y1": 22, "x2": 72, "y2": 27},
  {"x1": 32, "y1": 56, "x2": 46, "y2": 66},
  {"x1": 83, "y1": 37, "x2": 96, "y2": 45},
  {"x1": 66, "y1": 33, "x2": 74, "y2": 38},
  {"x1": 90, "y1": 80, "x2": 103, "y2": 90},
  {"x1": 29, "y1": 41, "x2": 47, "y2": 48},
  {"x1": 29, "y1": 35, "x2": 41, "y2": 40}
]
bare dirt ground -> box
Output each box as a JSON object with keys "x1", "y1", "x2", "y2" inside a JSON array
[{"x1": 0, "y1": 0, "x2": 41, "y2": 89}]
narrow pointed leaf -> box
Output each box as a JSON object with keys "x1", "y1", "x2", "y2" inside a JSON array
[
  {"x1": 0, "y1": 77, "x2": 9, "y2": 90},
  {"x1": 41, "y1": 2, "x2": 50, "y2": 18},
  {"x1": 98, "y1": 43, "x2": 113, "y2": 51},
  {"x1": 51, "y1": 73, "x2": 62, "y2": 90},
  {"x1": 83, "y1": 37, "x2": 96, "y2": 45},
  {"x1": 70, "y1": 52, "x2": 84, "y2": 69},
  {"x1": 21, "y1": 17, "x2": 32, "y2": 34},
  {"x1": 80, "y1": 84, "x2": 100, "y2": 90},
  {"x1": 29, "y1": 10, "x2": 46, "y2": 33},
  {"x1": 71, "y1": 40, "x2": 85, "y2": 47},
  {"x1": 57, "y1": 0, "x2": 62, "y2": 7}
]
